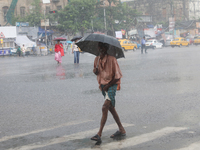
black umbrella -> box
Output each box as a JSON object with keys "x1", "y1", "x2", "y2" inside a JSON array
[
  {"x1": 76, "y1": 33, "x2": 125, "y2": 59},
  {"x1": 71, "y1": 36, "x2": 82, "y2": 42}
]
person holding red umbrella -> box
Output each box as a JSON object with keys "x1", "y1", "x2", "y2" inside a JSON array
[{"x1": 55, "y1": 40, "x2": 64, "y2": 64}]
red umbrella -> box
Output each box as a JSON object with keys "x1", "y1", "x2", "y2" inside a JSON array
[{"x1": 53, "y1": 37, "x2": 67, "y2": 41}]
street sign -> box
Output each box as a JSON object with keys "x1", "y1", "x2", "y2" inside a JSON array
[
  {"x1": 41, "y1": 19, "x2": 49, "y2": 26},
  {"x1": 16, "y1": 22, "x2": 29, "y2": 27},
  {"x1": 50, "y1": 22, "x2": 59, "y2": 26},
  {"x1": 0, "y1": 32, "x2": 5, "y2": 38},
  {"x1": 169, "y1": 17, "x2": 175, "y2": 32}
]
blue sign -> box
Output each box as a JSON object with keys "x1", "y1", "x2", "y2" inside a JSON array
[
  {"x1": 0, "y1": 49, "x2": 10, "y2": 55},
  {"x1": 16, "y1": 22, "x2": 29, "y2": 27}
]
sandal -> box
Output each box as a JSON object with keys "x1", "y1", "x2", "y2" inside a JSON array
[
  {"x1": 110, "y1": 131, "x2": 126, "y2": 138},
  {"x1": 91, "y1": 134, "x2": 102, "y2": 142}
]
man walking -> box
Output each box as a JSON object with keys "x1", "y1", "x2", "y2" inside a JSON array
[
  {"x1": 141, "y1": 36, "x2": 147, "y2": 54},
  {"x1": 91, "y1": 42, "x2": 126, "y2": 143}
]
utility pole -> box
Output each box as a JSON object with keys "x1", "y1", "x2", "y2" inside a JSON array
[
  {"x1": 103, "y1": 0, "x2": 107, "y2": 34},
  {"x1": 42, "y1": 0, "x2": 50, "y2": 47},
  {"x1": 44, "y1": 9, "x2": 47, "y2": 47},
  {"x1": 183, "y1": 0, "x2": 187, "y2": 20}
]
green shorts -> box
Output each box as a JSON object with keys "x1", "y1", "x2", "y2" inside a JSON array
[{"x1": 101, "y1": 84, "x2": 118, "y2": 107}]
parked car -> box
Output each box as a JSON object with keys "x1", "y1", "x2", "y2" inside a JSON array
[
  {"x1": 165, "y1": 39, "x2": 173, "y2": 47},
  {"x1": 131, "y1": 41, "x2": 141, "y2": 49},
  {"x1": 170, "y1": 37, "x2": 189, "y2": 47},
  {"x1": 118, "y1": 39, "x2": 137, "y2": 51},
  {"x1": 145, "y1": 39, "x2": 163, "y2": 49},
  {"x1": 10, "y1": 48, "x2": 17, "y2": 54},
  {"x1": 144, "y1": 34, "x2": 152, "y2": 40},
  {"x1": 194, "y1": 36, "x2": 200, "y2": 46}
]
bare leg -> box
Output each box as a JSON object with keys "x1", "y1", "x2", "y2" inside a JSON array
[
  {"x1": 97, "y1": 100, "x2": 111, "y2": 137},
  {"x1": 109, "y1": 106, "x2": 126, "y2": 134}
]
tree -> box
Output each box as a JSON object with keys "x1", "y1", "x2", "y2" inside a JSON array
[
  {"x1": 12, "y1": 0, "x2": 42, "y2": 26},
  {"x1": 118, "y1": 2, "x2": 139, "y2": 31},
  {"x1": 55, "y1": 0, "x2": 96, "y2": 36},
  {"x1": 95, "y1": 0, "x2": 121, "y2": 35},
  {"x1": 95, "y1": 0, "x2": 138, "y2": 35},
  {"x1": 54, "y1": 0, "x2": 138, "y2": 36}
]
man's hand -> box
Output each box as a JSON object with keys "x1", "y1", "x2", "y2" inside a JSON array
[
  {"x1": 93, "y1": 68, "x2": 99, "y2": 75},
  {"x1": 103, "y1": 84, "x2": 110, "y2": 91}
]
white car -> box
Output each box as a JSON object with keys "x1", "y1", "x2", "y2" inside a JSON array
[
  {"x1": 146, "y1": 39, "x2": 163, "y2": 49},
  {"x1": 10, "y1": 48, "x2": 17, "y2": 54}
]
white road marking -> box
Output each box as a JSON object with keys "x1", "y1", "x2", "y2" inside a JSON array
[
  {"x1": 9, "y1": 123, "x2": 134, "y2": 150},
  {"x1": 78, "y1": 127, "x2": 187, "y2": 150},
  {"x1": 173, "y1": 141, "x2": 200, "y2": 150},
  {"x1": 0, "y1": 120, "x2": 93, "y2": 143}
]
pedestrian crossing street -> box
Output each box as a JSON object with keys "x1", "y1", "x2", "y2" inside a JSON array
[{"x1": 0, "y1": 119, "x2": 200, "y2": 150}]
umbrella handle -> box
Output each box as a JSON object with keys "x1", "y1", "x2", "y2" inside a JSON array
[{"x1": 96, "y1": 57, "x2": 100, "y2": 69}]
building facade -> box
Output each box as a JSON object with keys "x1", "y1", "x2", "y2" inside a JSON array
[
  {"x1": 189, "y1": 0, "x2": 200, "y2": 20},
  {"x1": 127, "y1": 0, "x2": 190, "y2": 24},
  {"x1": 0, "y1": 0, "x2": 69, "y2": 26}
]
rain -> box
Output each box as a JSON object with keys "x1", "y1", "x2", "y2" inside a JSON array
[{"x1": 1, "y1": 0, "x2": 200, "y2": 150}]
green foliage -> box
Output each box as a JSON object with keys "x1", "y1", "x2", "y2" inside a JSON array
[
  {"x1": 95, "y1": 0, "x2": 139, "y2": 33},
  {"x1": 11, "y1": 0, "x2": 139, "y2": 35},
  {"x1": 55, "y1": 0, "x2": 96, "y2": 35},
  {"x1": 12, "y1": 0, "x2": 42, "y2": 26}
]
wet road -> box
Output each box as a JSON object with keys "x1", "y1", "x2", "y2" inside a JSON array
[{"x1": 1, "y1": 45, "x2": 200, "y2": 150}]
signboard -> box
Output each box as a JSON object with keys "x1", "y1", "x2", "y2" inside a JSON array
[
  {"x1": 16, "y1": 22, "x2": 29, "y2": 27},
  {"x1": 0, "y1": 27, "x2": 17, "y2": 38},
  {"x1": 1, "y1": 39, "x2": 3, "y2": 44},
  {"x1": 169, "y1": 17, "x2": 175, "y2": 32},
  {"x1": 137, "y1": 15, "x2": 152, "y2": 23},
  {"x1": 50, "y1": 22, "x2": 58, "y2": 26},
  {"x1": 115, "y1": 31, "x2": 122, "y2": 39},
  {"x1": 42, "y1": 0, "x2": 50, "y2": 3},
  {"x1": 128, "y1": 29, "x2": 138, "y2": 35},
  {"x1": 121, "y1": 29, "x2": 126, "y2": 35},
  {"x1": 41, "y1": 19, "x2": 49, "y2": 26},
  {"x1": 144, "y1": 28, "x2": 156, "y2": 37},
  {"x1": 196, "y1": 22, "x2": 200, "y2": 28}
]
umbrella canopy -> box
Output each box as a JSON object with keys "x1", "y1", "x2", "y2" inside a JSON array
[
  {"x1": 66, "y1": 41, "x2": 73, "y2": 44},
  {"x1": 71, "y1": 36, "x2": 82, "y2": 42},
  {"x1": 76, "y1": 33, "x2": 125, "y2": 59},
  {"x1": 53, "y1": 37, "x2": 67, "y2": 41}
]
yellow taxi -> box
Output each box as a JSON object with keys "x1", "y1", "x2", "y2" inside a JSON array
[
  {"x1": 170, "y1": 37, "x2": 189, "y2": 48},
  {"x1": 118, "y1": 39, "x2": 137, "y2": 51},
  {"x1": 194, "y1": 36, "x2": 200, "y2": 45}
]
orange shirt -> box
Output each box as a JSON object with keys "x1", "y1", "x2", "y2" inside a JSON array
[{"x1": 94, "y1": 54, "x2": 122, "y2": 89}]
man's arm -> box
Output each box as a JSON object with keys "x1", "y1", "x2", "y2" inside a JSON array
[{"x1": 103, "y1": 78, "x2": 120, "y2": 91}]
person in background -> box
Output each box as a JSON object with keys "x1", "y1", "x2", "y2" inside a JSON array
[
  {"x1": 141, "y1": 36, "x2": 147, "y2": 54},
  {"x1": 72, "y1": 39, "x2": 80, "y2": 64},
  {"x1": 91, "y1": 42, "x2": 126, "y2": 143},
  {"x1": 55, "y1": 40, "x2": 64, "y2": 64},
  {"x1": 17, "y1": 46, "x2": 21, "y2": 57},
  {"x1": 21, "y1": 44, "x2": 26, "y2": 57}
]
